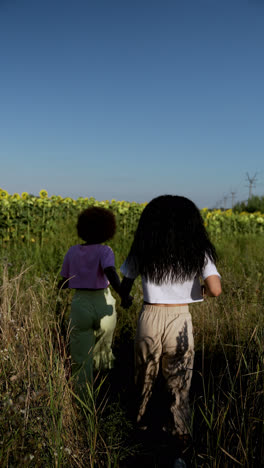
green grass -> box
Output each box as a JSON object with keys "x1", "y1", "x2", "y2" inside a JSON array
[{"x1": 0, "y1": 233, "x2": 264, "y2": 466}]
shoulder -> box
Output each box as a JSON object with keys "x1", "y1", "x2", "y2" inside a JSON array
[
  {"x1": 120, "y1": 257, "x2": 139, "y2": 279},
  {"x1": 98, "y1": 244, "x2": 115, "y2": 260},
  {"x1": 67, "y1": 244, "x2": 79, "y2": 253},
  {"x1": 202, "y1": 255, "x2": 220, "y2": 279},
  {"x1": 64, "y1": 244, "x2": 80, "y2": 257},
  {"x1": 99, "y1": 244, "x2": 115, "y2": 267},
  {"x1": 203, "y1": 254, "x2": 217, "y2": 268}
]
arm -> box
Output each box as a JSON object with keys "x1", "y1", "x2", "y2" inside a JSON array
[
  {"x1": 104, "y1": 266, "x2": 121, "y2": 294},
  {"x1": 120, "y1": 276, "x2": 135, "y2": 308},
  {"x1": 202, "y1": 275, "x2": 222, "y2": 297},
  {"x1": 120, "y1": 276, "x2": 135, "y2": 297},
  {"x1": 104, "y1": 267, "x2": 133, "y2": 308}
]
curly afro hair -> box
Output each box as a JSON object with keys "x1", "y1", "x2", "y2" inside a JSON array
[{"x1": 77, "y1": 207, "x2": 116, "y2": 244}]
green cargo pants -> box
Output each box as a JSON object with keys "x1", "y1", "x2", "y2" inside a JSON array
[{"x1": 69, "y1": 288, "x2": 117, "y2": 396}]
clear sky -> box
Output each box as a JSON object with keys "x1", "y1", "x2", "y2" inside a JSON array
[{"x1": 1, "y1": 0, "x2": 263, "y2": 208}]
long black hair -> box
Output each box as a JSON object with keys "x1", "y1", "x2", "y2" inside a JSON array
[{"x1": 126, "y1": 195, "x2": 217, "y2": 283}]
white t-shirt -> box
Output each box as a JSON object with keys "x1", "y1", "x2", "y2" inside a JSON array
[{"x1": 120, "y1": 256, "x2": 220, "y2": 304}]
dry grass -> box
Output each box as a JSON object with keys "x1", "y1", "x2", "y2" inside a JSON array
[{"x1": 0, "y1": 235, "x2": 264, "y2": 467}]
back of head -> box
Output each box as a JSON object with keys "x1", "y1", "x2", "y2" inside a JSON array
[
  {"x1": 77, "y1": 206, "x2": 116, "y2": 244},
  {"x1": 127, "y1": 195, "x2": 216, "y2": 283}
]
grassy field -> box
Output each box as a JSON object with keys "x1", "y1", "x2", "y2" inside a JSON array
[{"x1": 0, "y1": 226, "x2": 264, "y2": 467}]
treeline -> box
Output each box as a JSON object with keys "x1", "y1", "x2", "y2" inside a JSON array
[{"x1": 233, "y1": 195, "x2": 264, "y2": 213}]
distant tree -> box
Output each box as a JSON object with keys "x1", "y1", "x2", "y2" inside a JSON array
[{"x1": 233, "y1": 195, "x2": 264, "y2": 213}]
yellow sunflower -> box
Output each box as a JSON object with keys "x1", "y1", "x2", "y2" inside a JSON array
[
  {"x1": 11, "y1": 193, "x2": 21, "y2": 200},
  {"x1": 63, "y1": 197, "x2": 73, "y2": 204},
  {"x1": 21, "y1": 192, "x2": 29, "y2": 200},
  {"x1": 39, "y1": 189, "x2": 48, "y2": 199},
  {"x1": 0, "y1": 189, "x2": 9, "y2": 199}
]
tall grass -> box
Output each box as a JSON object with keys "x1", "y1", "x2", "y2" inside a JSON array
[
  {"x1": 0, "y1": 261, "x2": 134, "y2": 467},
  {"x1": 189, "y1": 235, "x2": 264, "y2": 466},
  {"x1": 0, "y1": 234, "x2": 263, "y2": 466}
]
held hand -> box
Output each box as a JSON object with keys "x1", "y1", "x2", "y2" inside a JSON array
[{"x1": 121, "y1": 295, "x2": 133, "y2": 309}]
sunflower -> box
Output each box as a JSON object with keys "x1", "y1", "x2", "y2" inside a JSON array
[
  {"x1": 0, "y1": 189, "x2": 9, "y2": 199},
  {"x1": 21, "y1": 192, "x2": 29, "y2": 200},
  {"x1": 11, "y1": 193, "x2": 21, "y2": 200},
  {"x1": 62, "y1": 197, "x2": 73, "y2": 205},
  {"x1": 39, "y1": 189, "x2": 48, "y2": 199}
]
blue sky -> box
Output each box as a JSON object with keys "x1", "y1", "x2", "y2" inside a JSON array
[{"x1": 1, "y1": 0, "x2": 264, "y2": 208}]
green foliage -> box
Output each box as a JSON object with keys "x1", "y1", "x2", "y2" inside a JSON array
[
  {"x1": 1, "y1": 190, "x2": 264, "y2": 249},
  {"x1": 233, "y1": 194, "x2": 264, "y2": 213},
  {"x1": 0, "y1": 192, "x2": 264, "y2": 466},
  {"x1": 0, "y1": 190, "x2": 145, "y2": 245}
]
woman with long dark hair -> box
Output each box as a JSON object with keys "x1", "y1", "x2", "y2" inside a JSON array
[{"x1": 120, "y1": 195, "x2": 221, "y2": 460}]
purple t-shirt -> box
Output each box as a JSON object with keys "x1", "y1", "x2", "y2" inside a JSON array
[{"x1": 60, "y1": 244, "x2": 115, "y2": 289}]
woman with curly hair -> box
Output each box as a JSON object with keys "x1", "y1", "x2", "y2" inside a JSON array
[
  {"x1": 120, "y1": 195, "x2": 221, "y2": 455},
  {"x1": 59, "y1": 206, "x2": 131, "y2": 396}
]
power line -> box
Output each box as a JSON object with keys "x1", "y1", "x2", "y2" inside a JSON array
[
  {"x1": 246, "y1": 172, "x2": 258, "y2": 200},
  {"x1": 230, "y1": 190, "x2": 236, "y2": 208}
]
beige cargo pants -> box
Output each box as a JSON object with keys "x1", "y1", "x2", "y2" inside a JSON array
[{"x1": 135, "y1": 304, "x2": 194, "y2": 436}]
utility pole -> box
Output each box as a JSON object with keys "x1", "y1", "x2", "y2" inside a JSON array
[
  {"x1": 223, "y1": 195, "x2": 228, "y2": 210},
  {"x1": 230, "y1": 190, "x2": 236, "y2": 208},
  {"x1": 246, "y1": 172, "x2": 257, "y2": 201}
]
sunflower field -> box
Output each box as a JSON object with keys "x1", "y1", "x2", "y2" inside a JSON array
[
  {"x1": 0, "y1": 188, "x2": 145, "y2": 245},
  {"x1": 1, "y1": 188, "x2": 264, "y2": 245},
  {"x1": 1, "y1": 187, "x2": 264, "y2": 466}
]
